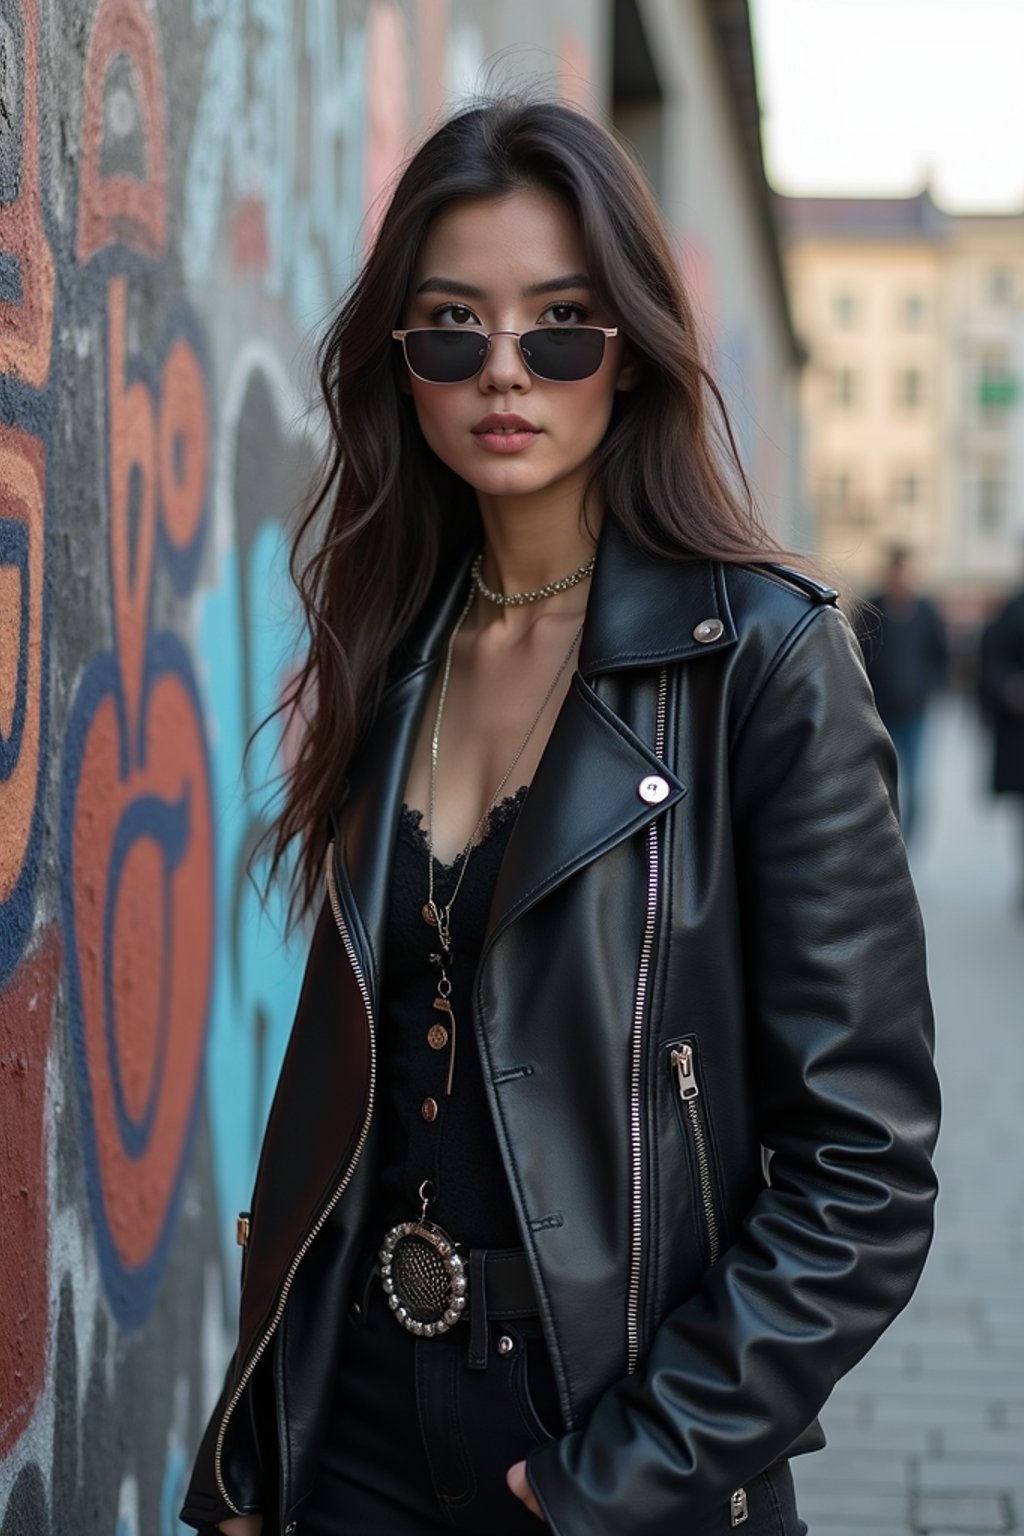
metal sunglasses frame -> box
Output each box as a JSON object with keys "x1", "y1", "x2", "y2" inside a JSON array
[{"x1": 391, "y1": 325, "x2": 619, "y2": 383}]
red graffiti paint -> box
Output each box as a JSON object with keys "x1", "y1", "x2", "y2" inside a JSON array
[
  {"x1": 0, "y1": 930, "x2": 61, "y2": 1455},
  {"x1": 557, "y1": 28, "x2": 594, "y2": 110},
  {"x1": 230, "y1": 197, "x2": 270, "y2": 276},
  {"x1": 0, "y1": 0, "x2": 55, "y2": 389},
  {"x1": 364, "y1": 1, "x2": 411, "y2": 253},
  {"x1": 77, "y1": 0, "x2": 168, "y2": 263},
  {"x1": 415, "y1": 0, "x2": 449, "y2": 125},
  {"x1": 0, "y1": 428, "x2": 45, "y2": 907}
]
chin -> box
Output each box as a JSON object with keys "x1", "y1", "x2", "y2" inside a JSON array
[{"x1": 437, "y1": 455, "x2": 552, "y2": 498}]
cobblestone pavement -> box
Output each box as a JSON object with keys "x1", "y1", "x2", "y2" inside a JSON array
[{"x1": 792, "y1": 699, "x2": 1024, "y2": 1536}]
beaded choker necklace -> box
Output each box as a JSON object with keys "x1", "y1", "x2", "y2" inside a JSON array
[{"x1": 470, "y1": 551, "x2": 596, "y2": 607}]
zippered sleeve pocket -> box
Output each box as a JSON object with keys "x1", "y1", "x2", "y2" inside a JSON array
[{"x1": 666, "y1": 1038, "x2": 722, "y2": 1266}]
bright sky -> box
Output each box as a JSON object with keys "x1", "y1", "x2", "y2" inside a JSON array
[{"x1": 749, "y1": 0, "x2": 1024, "y2": 211}]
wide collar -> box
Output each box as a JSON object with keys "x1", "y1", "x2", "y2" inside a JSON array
[
  {"x1": 331, "y1": 516, "x2": 737, "y2": 1005},
  {"x1": 388, "y1": 513, "x2": 737, "y2": 692}
]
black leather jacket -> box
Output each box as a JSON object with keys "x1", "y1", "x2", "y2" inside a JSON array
[{"x1": 181, "y1": 518, "x2": 939, "y2": 1536}]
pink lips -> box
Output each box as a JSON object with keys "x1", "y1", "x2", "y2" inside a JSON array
[{"x1": 471, "y1": 412, "x2": 541, "y2": 454}]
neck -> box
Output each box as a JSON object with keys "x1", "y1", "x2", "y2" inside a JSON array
[{"x1": 476, "y1": 478, "x2": 601, "y2": 599}]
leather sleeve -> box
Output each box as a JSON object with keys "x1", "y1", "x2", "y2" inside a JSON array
[
  {"x1": 526, "y1": 604, "x2": 941, "y2": 1536},
  {"x1": 178, "y1": 1345, "x2": 277, "y2": 1533}
]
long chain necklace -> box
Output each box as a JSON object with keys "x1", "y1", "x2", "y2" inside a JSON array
[
  {"x1": 423, "y1": 584, "x2": 586, "y2": 1097},
  {"x1": 377, "y1": 571, "x2": 589, "y2": 1342},
  {"x1": 471, "y1": 551, "x2": 596, "y2": 607}
]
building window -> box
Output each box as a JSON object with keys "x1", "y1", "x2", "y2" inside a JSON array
[
  {"x1": 897, "y1": 368, "x2": 925, "y2": 408},
  {"x1": 987, "y1": 267, "x2": 1015, "y2": 306},
  {"x1": 978, "y1": 471, "x2": 1006, "y2": 535},
  {"x1": 895, "y1": 470, "x2": 921, "y2": 507},
  {"x1": 901, "y1": 292, "x2": 926, "y2": 328},
  {"x1": 832, "y1": 291, "x2": 858, "y2": 328},
  {"x1": 978, "y1": 350, "x2": 1018, "y2": 412},
  {"x1": 819, "y1": 468, "x2": 859, "y2": 522},
  {"x1": 833, "y1": 367, "x2": 856, "y2": 407}
]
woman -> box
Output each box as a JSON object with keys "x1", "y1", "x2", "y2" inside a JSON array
[{"x1": 180, "y1": 98, "x2": 939, "y2": 1536}]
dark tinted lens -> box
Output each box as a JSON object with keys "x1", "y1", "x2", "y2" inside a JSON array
[
  {"x1": 521, "y1": 328, "x2": 606, "y2": 381},
  {"x1": 403, "y1": 330, "x2": 487, "y2": 382}
]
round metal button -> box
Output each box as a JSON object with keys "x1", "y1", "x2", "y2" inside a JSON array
[
  {"x1": 497, "y1": 1335, "x2": 515, "y2": 1355},
  {"x1": 638, "y1": 775, "x2": 670, "y2": 805},
  {"x1": 421, "y1": 1097, "x2": 439, "y2": 1122},
  {"x1": 427, "y1": 1023, "x2": 449, "y2": 1050},
  {"x1": 693, "y1": 618, "x2": 724, "y2": 644}
]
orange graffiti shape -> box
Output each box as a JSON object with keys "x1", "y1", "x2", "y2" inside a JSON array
[
  {"x1": 70, "y1": 674, "x2": 213, "y2": 1271},
  {"x1": 0, "y1": 0, "x2": 56, "y2": 388},
  {"x1": 77, "y1": 0, "x2": 168, "y2": 263},
  {"x1": 106, "y1": 277, "x2": 208, "y2": 757},
  {"x1": 0, "y1": 427, "x2": 45, "y2": 905},
  {"x1": 158, "y1": 337, "x2": 209, "y2": 554}
]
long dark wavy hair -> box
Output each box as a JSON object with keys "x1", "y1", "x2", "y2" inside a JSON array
[{"x1": 261, "y1": 95, "x2": 797, "y2": 929}]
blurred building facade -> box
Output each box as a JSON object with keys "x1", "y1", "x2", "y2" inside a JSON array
[
  {"x1": 0, "y1": 3, "x2": 792, "y2": 1533},
  {"x1": 617, "y1": 0, "x2": 803, "y2": 537},
  {"x1": 780, "y1": 190, "x2": 1024, "y2": 601}
]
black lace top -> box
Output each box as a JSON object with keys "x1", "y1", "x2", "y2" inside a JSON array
[{"x1": 375, "y1": 788, "x2": 528, "y2": 1249}]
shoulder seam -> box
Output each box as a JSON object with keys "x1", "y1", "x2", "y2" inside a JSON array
[
  {"x1": 731, "y1": 604, "x2": 834, "y2": 746},
  {"x1": 735, "y1": 561, "x2": 840, "y2": 606}
]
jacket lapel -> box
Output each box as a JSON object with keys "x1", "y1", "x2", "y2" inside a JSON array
[
  {"x1": 331, "y1": 519, "x2": 738, "y2": 982},
  {"x1": 483, "y1": 669, "x2": 685, "y2": 946},
  {"x1": 483, "y1": 521, "x2": 738, "y2": 939}
]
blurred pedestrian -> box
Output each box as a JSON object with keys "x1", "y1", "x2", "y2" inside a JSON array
[
  {"x1": 978, "y1": 576, "x2": 1024, "y2": 905},
  {"x1": 858, "y1": 547, "x2": 949, "y2": 842}
]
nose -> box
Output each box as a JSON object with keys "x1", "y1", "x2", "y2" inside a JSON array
[{"x1": 478, "y1": 331, "x2": 531, "y2": 393}]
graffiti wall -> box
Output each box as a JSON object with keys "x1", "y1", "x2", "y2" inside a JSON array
[{"x1": 0, "y1": 2, "x2": 597, "y2": 1530}]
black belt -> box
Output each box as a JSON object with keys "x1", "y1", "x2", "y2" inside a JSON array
[
  {"x1": 465, "y1": 1247, "x2": 538, "y2": 1369},
  {"x1": 465, "y1": 1247, "x2": 537, "y2": 1320}
]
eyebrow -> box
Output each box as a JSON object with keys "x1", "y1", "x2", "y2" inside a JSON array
[{"x1": 415, "y1": 273, "x2": 593, "y2": 299}]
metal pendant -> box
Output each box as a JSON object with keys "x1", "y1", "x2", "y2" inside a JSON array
[{"x1": 379, "y1": 1218, "x2": 467, "y2": 1336}]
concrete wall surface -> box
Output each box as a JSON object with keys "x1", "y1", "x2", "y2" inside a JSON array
[{"x1": 0, "y1": 3, "x2": 600, "y2": 1531}]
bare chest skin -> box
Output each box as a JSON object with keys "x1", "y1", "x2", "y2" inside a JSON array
[{"x1": 402, "y1": 608, "x2": 586, "y2": 864}]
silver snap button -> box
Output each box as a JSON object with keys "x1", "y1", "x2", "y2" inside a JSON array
[
  {"x1": 497, "y1": 1335, "x2": 515, "y2": 1355},
  {"x1": 638, "y1": 775, "x2": 670, "y2": 805},
  {"x1": 693, "y1": 618, "x2": 724, "y2": 644}
]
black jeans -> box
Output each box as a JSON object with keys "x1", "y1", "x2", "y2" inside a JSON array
[{"x1": 299, "y1": 1260, "x2": 807, "y2": 1535}]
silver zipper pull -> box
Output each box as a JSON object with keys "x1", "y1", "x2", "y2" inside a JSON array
[
  {"x1": 670, "y1": 1044, "x2": 699, "y2": 1100},
  {"x1": 730, "y1": 1487, "x2": 748, "y2": 1526}
]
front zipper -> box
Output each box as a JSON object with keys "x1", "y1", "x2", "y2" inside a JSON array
[
  {"x1": 213, "y1": 839, "x2": 377, "y2": 1515},
  {"x1": 626, "y1": 667, "x2": 669, "y2": 1376},
  {"x1": 669, "y1": 1042, "x2": 721, "y2": 1264}
]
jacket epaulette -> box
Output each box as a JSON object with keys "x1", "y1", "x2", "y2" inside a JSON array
[{"x1": 760, "y1": 563, "x2": 840, "y2": 606}]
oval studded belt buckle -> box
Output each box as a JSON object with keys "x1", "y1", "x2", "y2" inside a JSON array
[{"x1": 379, "y1": 1182, "x2": 467, "y2": 1336}]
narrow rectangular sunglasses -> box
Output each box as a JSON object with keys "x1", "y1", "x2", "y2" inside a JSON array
[{"x1": 391, "y1": 325, "x2": 619, "y2": 384}]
